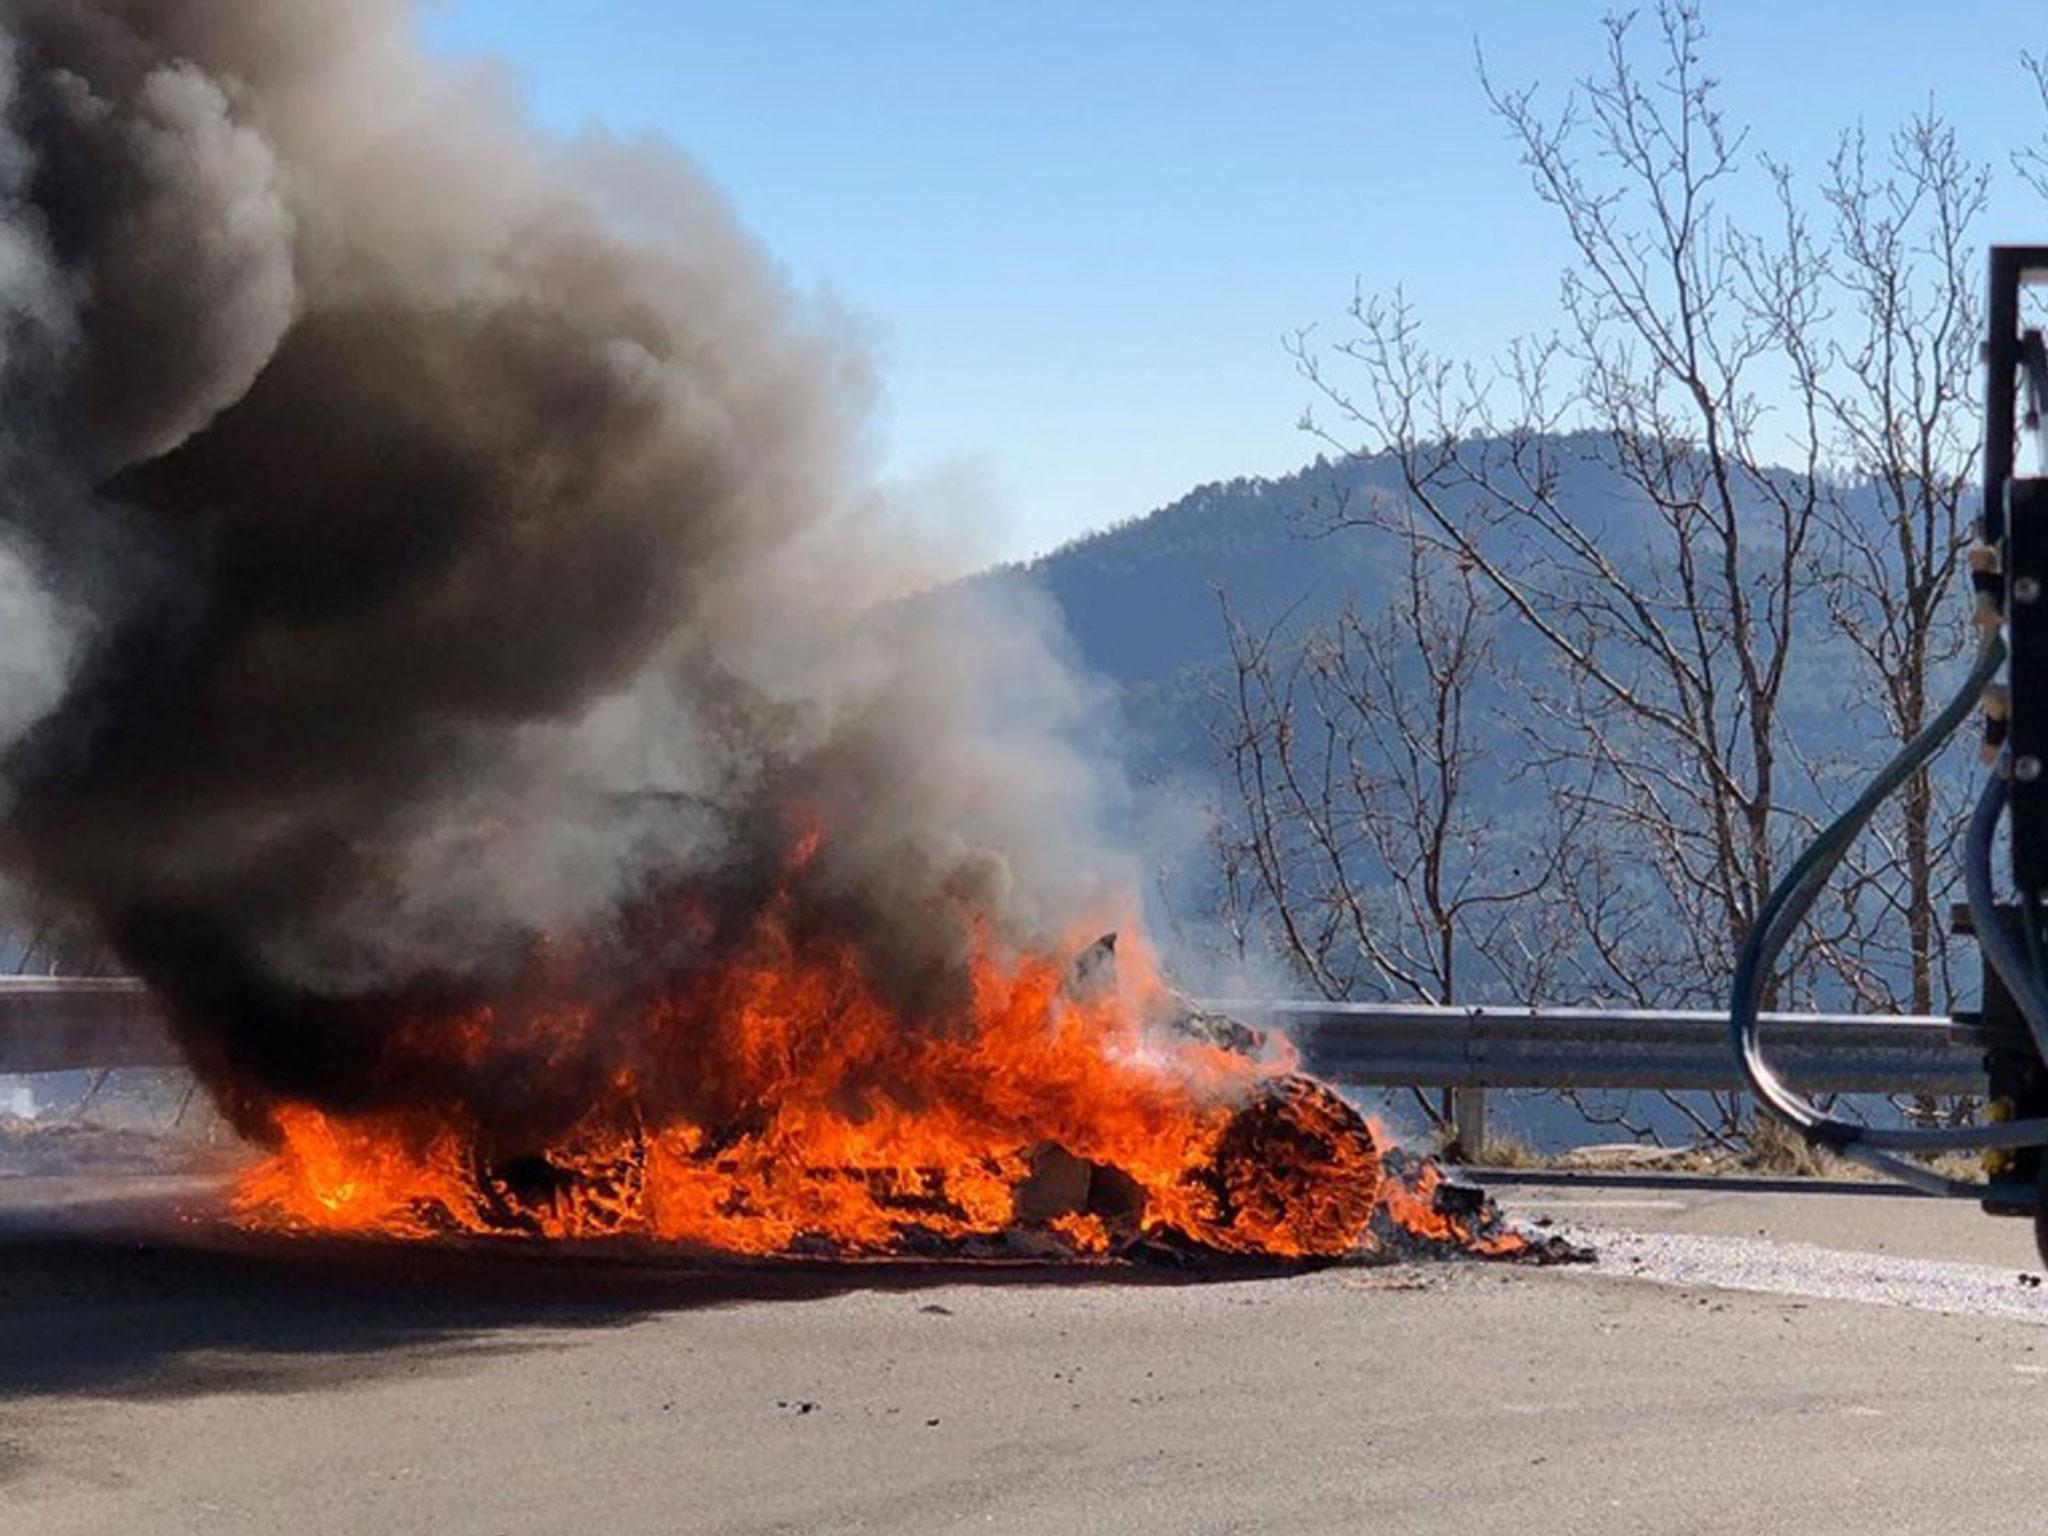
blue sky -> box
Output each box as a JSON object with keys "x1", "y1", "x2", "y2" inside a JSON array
[{"x1": 421, "y1": 2, "x2": 2048, "y2": 563}]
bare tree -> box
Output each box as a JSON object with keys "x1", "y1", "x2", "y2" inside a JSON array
[
  {"x1": 2016, "y1": 53, "x2": 2048, "y2": 202},
  {"x1": 1276, "y1": 3, "x2": 1993, "y2": 1026},
  {"x1": 1285, "y1": 4, "x2": 1821, "y2": 1023},
  {"x1": 1793, "y1": 115, "x2": 1986, "y2": 1015},
  {"x1": 1216, "y1": 528, "x2": 1575, "y2": 1126},
  {"x1": 1213, "y1": 3, "x2": 2015, "y2": 1152}
]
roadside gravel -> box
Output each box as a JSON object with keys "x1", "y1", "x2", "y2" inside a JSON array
[{"x1": 1565, "y1": 1221, "x2": 2048, "y2": 1326}]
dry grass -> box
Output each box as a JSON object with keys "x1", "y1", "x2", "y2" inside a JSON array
[
  {"x1": 1457, "y1": 1131, "x2": 1547, "y2": 1170},
  {"x1": 1715, "y1": 1115, "x2": 1857, "y2": 1178},
  {"x1": 1462, "y1": 1116, "x2": 1995, "y2": 1183}
]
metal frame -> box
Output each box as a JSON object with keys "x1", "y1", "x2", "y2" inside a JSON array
[
  {"x1": 1975, "y1": 248, "x2": 2048, "y2": 1222},
  {"x1": 1991, "y1": 245, "x2": 2048, "y2": 890}
]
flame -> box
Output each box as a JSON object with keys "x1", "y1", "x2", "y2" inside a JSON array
[
  {"x1": 228, "y1": 849, "x2": 1522, "y2": 1262},
  {"x1": 1373, "y1": 1153, "x2": 1529, "y2": 1257}
]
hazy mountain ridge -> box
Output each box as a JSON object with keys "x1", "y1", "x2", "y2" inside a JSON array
[{"x1": 983, "y1": 435, "x2": 1916, "y2": 806}]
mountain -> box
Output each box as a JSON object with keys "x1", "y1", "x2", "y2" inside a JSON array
[
  {"x1": 978, "y1": 454, "x2": 1409, "y2": 792},
  {"x1": 977, "y1": 437, "x2": 1676, "y2": 792},
  {"x1": 992, "y1": 435, "x2": 1946, "y2": 796}
]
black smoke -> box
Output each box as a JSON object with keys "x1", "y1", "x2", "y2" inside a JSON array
[{"x1": 0, "y1": 1, "x2": 1133, "y2": 1139}]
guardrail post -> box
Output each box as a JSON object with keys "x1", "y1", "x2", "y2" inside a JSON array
[{"x1": 1452, "y1": 1086, "x2": 1487, "y2": 1160}]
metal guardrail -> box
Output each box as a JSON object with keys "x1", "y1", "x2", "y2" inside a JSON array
[
  {"x1": 0, "y1": 983, "x2": 2004, "y2": 1103},
  {"x1": 1216, "y1": 1001, "x2": 2000, "y2": 1097},
  {"x1": 0, "y1": 977, "x2": 179, "y2": 1074}
]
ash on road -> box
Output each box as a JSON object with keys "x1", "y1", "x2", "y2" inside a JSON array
[{"x1": 4, "y1": 1178, "x2": 2048, "y2": 1536}]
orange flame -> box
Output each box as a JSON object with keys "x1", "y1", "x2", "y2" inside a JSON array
[{"x1": 229, "y1": 861, "x2": 1522, "y2": 1262}]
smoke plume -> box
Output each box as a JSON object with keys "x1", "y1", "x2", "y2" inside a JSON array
[{"x1": 0, "y1": 2, "x2": 1133, "y2": 1136}]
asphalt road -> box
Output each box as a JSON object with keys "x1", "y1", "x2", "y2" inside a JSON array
[{"x1": 5, "y1": 1175, "x2": 2048, "y2": 1536}]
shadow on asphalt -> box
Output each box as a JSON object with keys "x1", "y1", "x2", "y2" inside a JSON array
[{"x1": 0, "y1": 1197, "x2": 1317, "y2": 1404}]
